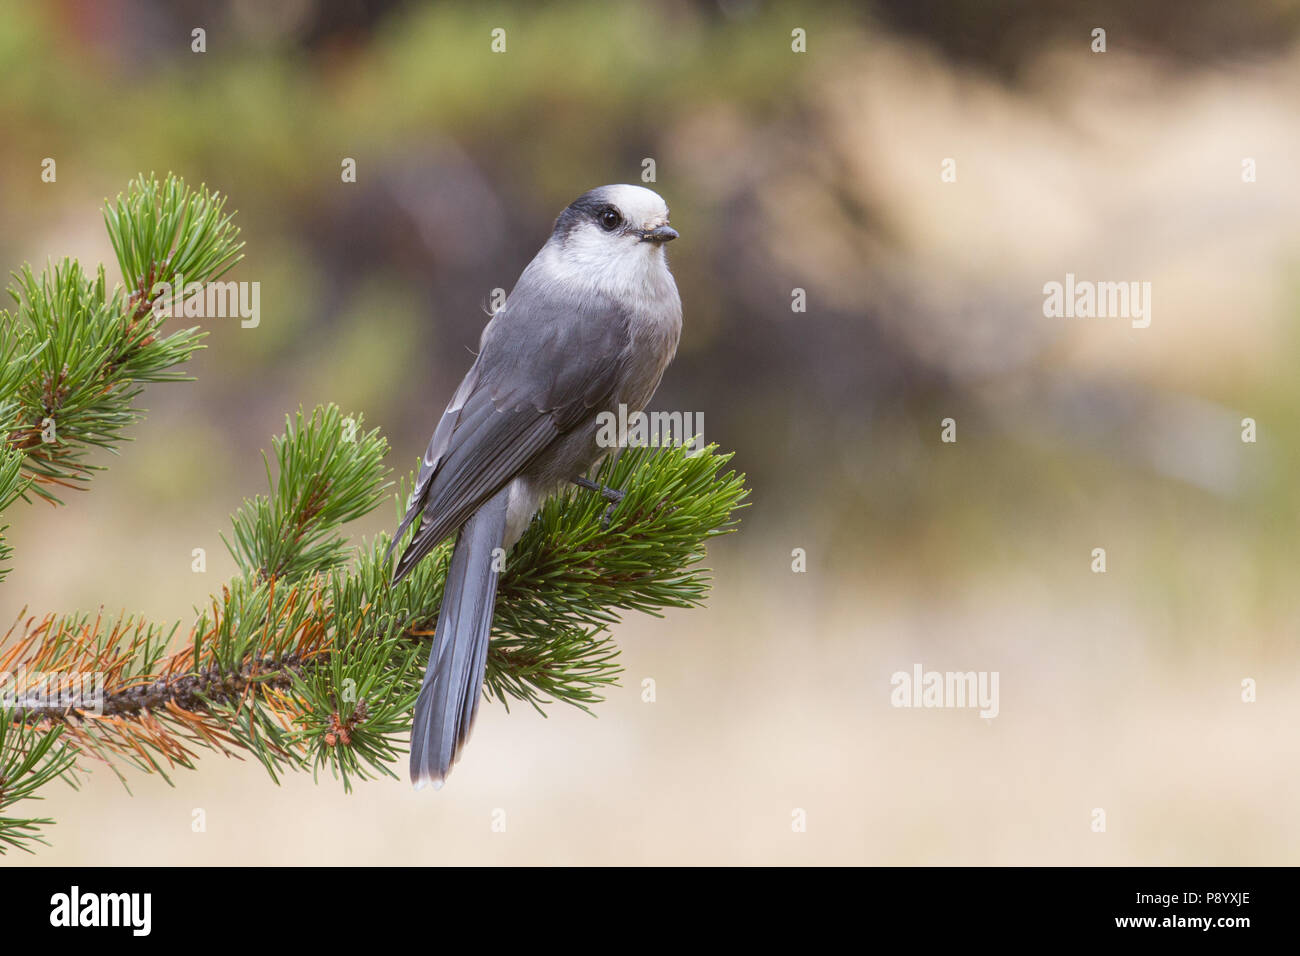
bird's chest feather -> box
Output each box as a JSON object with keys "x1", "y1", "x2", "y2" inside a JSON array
[{"x1": 619, "y1": 296, "x2": 681, "y2": 409}]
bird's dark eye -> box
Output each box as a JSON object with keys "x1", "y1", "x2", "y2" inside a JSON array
[{"x1": 599, "y1": 207, "x2": 623, "y2": 231}]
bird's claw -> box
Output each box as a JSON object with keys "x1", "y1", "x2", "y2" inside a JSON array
[
  {"x1": 600, "y1": 497, "x2": 622, "y2": 529},
  {"x1": 573, "y1": 476, "x2": 625, "y2": 529}
]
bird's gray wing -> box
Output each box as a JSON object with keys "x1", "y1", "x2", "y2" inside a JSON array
[
  {"x1": 387, "y1": 359, "x2": 481, "y2": 561},
  {"x1": 391, "y1": 291, "x2": 630, "y2": 582}
]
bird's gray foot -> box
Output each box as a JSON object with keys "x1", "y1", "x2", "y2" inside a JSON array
[{"x1": 572, "y1": 476, "x2": 626, "y2": 528}]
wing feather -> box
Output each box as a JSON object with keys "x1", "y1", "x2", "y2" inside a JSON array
[{"x1": 391, "y1": 286, "x2": 630, "y2": 582}]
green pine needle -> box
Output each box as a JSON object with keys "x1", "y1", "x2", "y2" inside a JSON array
[{"x1": 0, "y1": 712, "x2": 76, "y2": 855}]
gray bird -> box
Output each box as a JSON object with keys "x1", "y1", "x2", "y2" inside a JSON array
[{"x1": 390, "y1": 184, "x2": 682, "y2": 789}]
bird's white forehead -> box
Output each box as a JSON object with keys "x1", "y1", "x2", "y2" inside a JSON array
[{"x1": 599, "y1": 184, "x2": 670, "y2": 226}]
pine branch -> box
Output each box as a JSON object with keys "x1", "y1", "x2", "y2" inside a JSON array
[
  {"x1": 1, "y1": 173, "x2": 241, "y2": 504},
  {"x1": 4, "y1": 409, "x2": 746, "y2": 804},
  {"x1": 222, "y1": 407, "x2": 392, "y2": 583},
  {"x1": 0, "y1": 173, "x2": 243, "y2": 851}
]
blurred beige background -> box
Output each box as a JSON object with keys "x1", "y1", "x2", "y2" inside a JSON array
[{"x1": 3, "y1": 0, "x2": 1300, "y2": 864}]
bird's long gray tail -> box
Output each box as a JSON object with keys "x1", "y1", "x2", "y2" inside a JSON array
[{"x1": 409, "y1": 486, "x2": 510, "y2": 789}]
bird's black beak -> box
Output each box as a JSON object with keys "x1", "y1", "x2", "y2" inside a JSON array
[{"x1": 640, "y1": 225, "x2": 679, "y2": 244}]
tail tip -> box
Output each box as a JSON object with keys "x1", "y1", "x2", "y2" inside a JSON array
[{"x1": 413, "y1": 771, "x2": 445, "y2": 792}]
